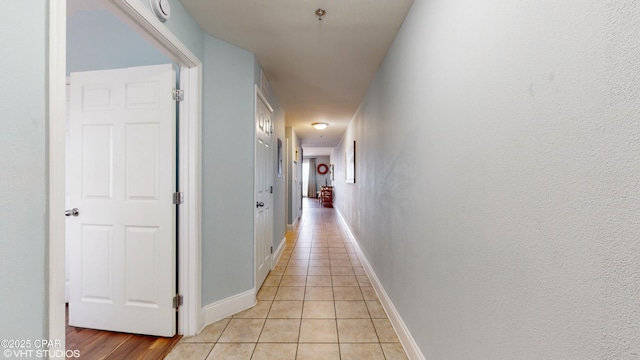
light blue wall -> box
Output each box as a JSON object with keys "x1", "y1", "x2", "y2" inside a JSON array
[
  {"x1": 272, "y1": 111, "x2": 286, "y2": 250},
  {"x1": 67, "y1": 10, "x2": 172, "y2": 74},
  {"x1": 334, "y1": 0, "x2": 640, "y2": 358},
  {"x1": 135, "y1": 0, "x2": 204, "y2": 60},
  {"x1": 261, "y1": 77, "x2": 287, "y2": 253},
  {"x1": 0, "y1": 1, "x2": 47, "y2": 343},
  {"x1": 3, "y1": 0, "x2": 291, "y2": 336},
  {"x1": 1, "y1": 0, "x2": 205, "y2": 340},
  {"x1": 201, "y1": 35, "x2": 256, "y2": 304},
  {"x1": 201, "y1": 35, "x2": 287, "y2": 304},
  {"x1": 286, "y1": 128, "x2": 302, "y2": 225},
  {"x1": 68, "y1": 2, "x2": 289, "y2": 313},
  {"x1": 317, "y1": 156, "x2": 332, "y2": 188}
]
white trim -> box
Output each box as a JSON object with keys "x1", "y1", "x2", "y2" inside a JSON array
[
  {"x1": 49, "y1": 1, "x2": 67, "y2": 357},
  {"x1": 336, "y1": 209, "x2": 426, "y2": 360},
  {"x1": 49, "y1": 0, "x2": 203, "y2": 340},
  {"x1": 177, "y1": 65, "x2": 203, "y2": 336},
  {"x1": 286, "y1": 216, "x2": 299, "y2": 231},
  {"x1": 64, "y1": 79, "x2": 70, "y2": 306},
  {"x1": 256, "y1": 85, "x2": 274, "y2": 113},
  {"x1": 260, "y1": 69, "x2": 271, "y2": 100},
  {"x1": 201, "y1": 289, "x2": 256, "y2": 330},
  {"x1": 272, "y1": 237, "x2": 287, "y2": 269}
]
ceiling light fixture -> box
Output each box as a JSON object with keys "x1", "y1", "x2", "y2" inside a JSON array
[
  {"x1": 315, "y1": 8, "x2": 326, "y2": 21},
  {"x1": 312, "y1": 122, "x2": 329, "y2": 130}
]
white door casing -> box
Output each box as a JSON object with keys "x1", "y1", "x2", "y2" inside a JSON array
[
  {"x1": 66, "y1": 83, "x2": 71, "y2": 303},
  {"x1": 50, "y1": 0, "x2": 204, "y2": 345},
  {"x1": 255, "y1": 87, "x2": 274, "y2": 290},
  {"x1": 68, "y1": 64, "x2": 176, "y2": 337}
]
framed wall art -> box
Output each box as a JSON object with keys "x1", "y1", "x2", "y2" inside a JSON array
[
  {"x1": 345, "y1": 140, "x2": 355, "y2": 183},
  {"x1": 277, "y1": 138, "x2": 283, "y2": 178}
]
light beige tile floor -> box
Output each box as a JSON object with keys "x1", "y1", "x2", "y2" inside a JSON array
[{"x1": 165, "y1": 198, "x2": 409, "y2": 360}]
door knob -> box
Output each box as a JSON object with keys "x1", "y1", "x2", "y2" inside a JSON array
[
  {"x1": 65, "y1": 208, "x2": 80, "y2": 217},
  {"x1": 256, "y1": 202, "x2": 265, "y2": 208}
]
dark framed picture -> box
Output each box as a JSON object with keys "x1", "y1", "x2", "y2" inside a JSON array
[{"x1": 277, "y1": 138, "x2": 283, "y2": 178}]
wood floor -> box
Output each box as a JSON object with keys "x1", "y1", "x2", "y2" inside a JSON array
[
  {"x1": 66, "y1": 306, "x2": 181, "y2": 360},
  {"x1": 66, "y1": 198, "x2": 322, "y2": 359}
]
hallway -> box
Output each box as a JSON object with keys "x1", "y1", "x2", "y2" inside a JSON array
[{"x1": 165, "y1": 198, "x2": 409, "y2": 359}]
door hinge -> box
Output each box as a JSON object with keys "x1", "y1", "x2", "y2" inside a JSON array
[
  {"x1": 270, "y1": 186, "x2": 273, "y2": 194},
  {"x1": 270, "y1": 246, "x2": 273, "y2": 254},
  {"x1": 173, "y1": 88, "x2": 184, "y2": 101},
  {"x1": 173, "y1": 192, "x2": 184, "y2": 205},
  {"x1": 173, "y1": 294, "x2": 183, "y2": 309}
]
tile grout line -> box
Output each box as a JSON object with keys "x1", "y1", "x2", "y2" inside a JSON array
[{"x1": 178, "y1": 204, "x2": 406, "y2": 359}]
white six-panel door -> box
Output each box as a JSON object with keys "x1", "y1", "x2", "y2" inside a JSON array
[
  {"x1": 255, "y1": 90, "x2": 273, "y2": 290},
  {"x1": 68, "y1": 64, "x2": 176, "y2": 337}
]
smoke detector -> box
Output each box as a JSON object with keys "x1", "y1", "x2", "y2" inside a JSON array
[{"x1": 151, "y1": 0, "x2": 171, "y2": 21}]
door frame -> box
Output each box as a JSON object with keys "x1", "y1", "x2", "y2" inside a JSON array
[
  {"x1": 48, "y1": 0, "x2": 203, "y2": 347},
  {"x1": 254, "y1": 85, "x2": 274, "y2": 291}
]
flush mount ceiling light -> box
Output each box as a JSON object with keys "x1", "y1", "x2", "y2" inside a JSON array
[
  {"x1": 312, "y1": 122, "x2": 329, "y2": 130},
  {"x1": 315, "y1": 8, "x2": 326, "y2": 21}
]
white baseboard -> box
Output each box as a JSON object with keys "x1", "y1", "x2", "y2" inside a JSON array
[
  {"x1": 336, "y1": 209, "x2": 426, "y2": 360},
  {"x1": 272, "y1": 237, "x2": 287, "y2": 269},
  {"x1": 200, "y1": 289, "x2": 256, "y2": 332},
  {"x1": 286, "y1": 216, "x2": 299, "y2": 231}
]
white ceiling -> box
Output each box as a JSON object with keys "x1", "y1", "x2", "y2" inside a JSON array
[
  {"x1": 303, "y1": 147, "x2": 334, "y2": 157},
  {"x1": 179, "y1": 0, "x2": 414, "y2": 148},
  {"x1": 69, "y1": 0, "x2": 414, "y2": 148}
]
